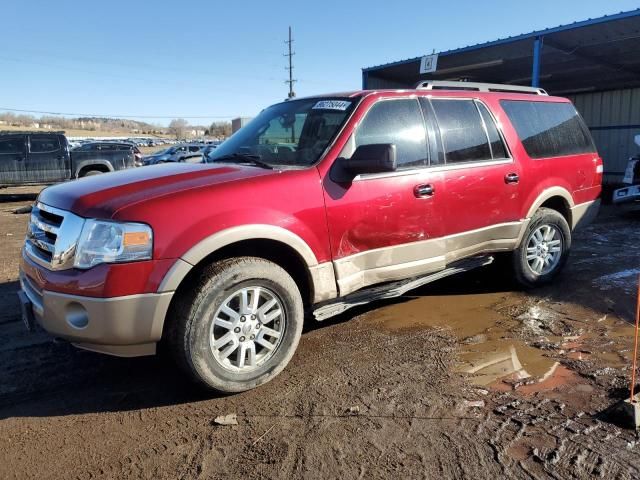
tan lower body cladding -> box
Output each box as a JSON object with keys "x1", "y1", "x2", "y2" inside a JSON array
[{"x1": 333, "y1": 221, "x2": 527, "y2": 296}]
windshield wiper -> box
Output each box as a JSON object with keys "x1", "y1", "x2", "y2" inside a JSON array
[{"x1": 212, "y1": 153, "x2": 273, "y2": 170}]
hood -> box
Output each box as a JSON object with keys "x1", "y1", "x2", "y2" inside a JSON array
[{"x1": 38, "y1": 163, "x2": 277, "y2": 218}]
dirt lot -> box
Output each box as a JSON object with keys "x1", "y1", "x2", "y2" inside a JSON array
[{"x1": 1, "y1": 186, "x2": 640, "y2": 479}]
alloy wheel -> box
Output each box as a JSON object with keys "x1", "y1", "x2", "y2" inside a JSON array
[
  {"x1": 209, "y1": 286, "x2": 286, "y2": 373},
  {"x1": 525, "y1": 224, "x2": 563, "y2": 275}
]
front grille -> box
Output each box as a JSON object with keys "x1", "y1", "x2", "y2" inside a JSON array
[
  {"x1": 28, "y1": 205, "x2": 63, "y2": 262},
  {"x1": 25, "y1": 202, "x2": 85, "y2": 270}
]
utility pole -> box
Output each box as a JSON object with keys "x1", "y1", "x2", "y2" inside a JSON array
[{"x1": 284, "y1": 26, "x2": 296, "y2": 99}]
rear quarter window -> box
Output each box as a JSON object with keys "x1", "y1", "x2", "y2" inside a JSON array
[{"x1": 500, "y1": 100, "x2": 595, "y2": 159}]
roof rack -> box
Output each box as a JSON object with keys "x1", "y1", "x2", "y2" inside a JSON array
[{"x1": 414, "y1": 80, "x2": 548, "y2": 95}]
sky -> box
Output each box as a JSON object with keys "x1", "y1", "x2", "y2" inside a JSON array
[{"x1": 2, "y1": 0, "x2": 639, "y2": 126}]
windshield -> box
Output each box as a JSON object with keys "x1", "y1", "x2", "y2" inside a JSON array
[{"x1": 208, "y1": 98, "x2": 357, "y2": 167}]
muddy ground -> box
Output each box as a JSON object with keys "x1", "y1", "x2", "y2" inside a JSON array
[{"x1": 1, "y1": 186, "x2": 640, "y2": 479}]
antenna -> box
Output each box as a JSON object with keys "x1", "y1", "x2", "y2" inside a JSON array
[{"x1": 284, "y1": 26, "x2": 297, "y2": 99}]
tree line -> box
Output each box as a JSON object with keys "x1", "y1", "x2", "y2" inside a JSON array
[{"x1": 0, "y1": 111, "x2": 232, "y2": 139}]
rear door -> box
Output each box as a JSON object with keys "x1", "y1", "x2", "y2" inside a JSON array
[
  {"x1": 427, "y1": 98, "x2": 522, "y2": 261},
  {"x1": 0, "y1": 135, "x2": 27, "y2": 185},
  {"x1": 26, "y1": 134, "x2": 69, "y2": 183}
]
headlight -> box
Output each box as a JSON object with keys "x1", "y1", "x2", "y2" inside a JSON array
[{"x1": 74, "y1": 219, "x2": 153, "y2": 269}]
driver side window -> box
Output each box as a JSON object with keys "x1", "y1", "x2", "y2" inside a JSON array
[{"x1": 355, "y1": 99, "x2": 428, "y2": 169}]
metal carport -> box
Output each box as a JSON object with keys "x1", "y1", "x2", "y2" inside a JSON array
[{"x1": 362, "y1": 9, "x2": 640, "y2": 185}]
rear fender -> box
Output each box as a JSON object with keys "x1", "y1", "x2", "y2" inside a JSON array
[{"x1": 74, "y1": 159, "x2": 114, "y2": 178}]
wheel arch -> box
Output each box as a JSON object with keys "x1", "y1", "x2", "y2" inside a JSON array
[
  {"x1": 525, "y1": 187, "x2": 574, "y2": 226},
  {"x1": 158, "y1": 225, "x2": 337, "y2": 308},
  {"x1": 75, "y1": 160, "x2": 114, "y2": 178}
]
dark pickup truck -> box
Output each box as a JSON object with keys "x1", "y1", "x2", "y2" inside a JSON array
[{"x1": 0, "y1": 132, "x2": 138, "y2": 186}]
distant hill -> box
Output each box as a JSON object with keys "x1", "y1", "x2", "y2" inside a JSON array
[
  {"x1": 0, "y1": 111, "x2": 226, "y2": 139},
  {"x1": 0, "y1": 112, "x2": 164, "y2": 135}
]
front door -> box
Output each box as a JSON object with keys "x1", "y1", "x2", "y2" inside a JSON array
[
  {"x1": 322, "y1": 97, "x2": 445, "y2": 296},
  {"x1": 0, "y1": 135, "x2": 27, "y2": 185}
]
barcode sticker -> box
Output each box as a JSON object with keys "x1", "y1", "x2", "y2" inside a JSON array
[{"x1": 312, "y1": 100, "x2": 351, "y2": 111}]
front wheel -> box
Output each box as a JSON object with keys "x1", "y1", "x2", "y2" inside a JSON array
[
  {"x1": 512, "y1": 207, "x2": 571, "y2": 288},
  {"x1": 166, "y1": 257, "x2": 304, "y2": 392}
]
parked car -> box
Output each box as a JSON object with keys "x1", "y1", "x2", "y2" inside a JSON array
[
  {"x1": 612, "y1": 134, "x2": 640, "y2": 206},
  {"x1": 0, "y1": 133, "x2": 138, "y2": 186},
  {"x1": 18, "y1": 82, "x2": 601, "y2": 393},
  {"x1": 202, "y1": 144, "x2": 218, "y2": 162},
  {"x1": 142, "y1": 143, "x2": 205, "y2": 165}
]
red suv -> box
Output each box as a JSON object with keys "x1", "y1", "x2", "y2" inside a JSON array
[{"x1": 18, "y1": 81, "x2": 602, "y2": 392}]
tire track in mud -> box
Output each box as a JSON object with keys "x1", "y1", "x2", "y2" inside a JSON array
[{"x1": 3, "y1": 204, "x2": 640, "y2": 479}]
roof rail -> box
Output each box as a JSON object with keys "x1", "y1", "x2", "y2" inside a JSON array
[
  {"x1": 414, "y1": 80, "x2": 548, "y2": 95},
  {"x1": 0, "y1": 130, "x2": 66, "y2": 135}
]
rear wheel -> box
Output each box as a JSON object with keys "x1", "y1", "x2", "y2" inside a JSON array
[
  {"x1": 81, "y1": 169, "x2": 103, "y2": 177},
  {"x1": 512, "y1": 208, "x2": 571, "y2": 288},
  {"x1": 167, "y1": 257, "x2": 304, "y2": 392}
]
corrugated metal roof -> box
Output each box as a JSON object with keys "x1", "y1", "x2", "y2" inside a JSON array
[{"x1": 363, "y1": 8, "x2": 640, "y2": 73}]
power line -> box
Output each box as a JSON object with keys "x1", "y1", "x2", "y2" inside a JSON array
[
  {"x1": 284, "y1": 26, "x2": 297, "y2": 99},
  {"x1": 0, "y1": 107, "x2": 235, "y2": 120}
]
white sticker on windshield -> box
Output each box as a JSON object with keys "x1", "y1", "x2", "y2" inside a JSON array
[{"x1": 312, "y1": 100, "x2": 351, "y2": 111}]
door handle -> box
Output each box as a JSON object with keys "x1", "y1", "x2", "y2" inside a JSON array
[
  {"x1": 414, "y1": 184, "x2": 435, "y2": 197},
  {"x1": 505, "y1": 173, "x2": 520, "y2": 184}
]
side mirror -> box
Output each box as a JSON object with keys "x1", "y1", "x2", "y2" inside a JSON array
[{"x1": 343, "y1": 143, "x2": 397, "y2": 175}]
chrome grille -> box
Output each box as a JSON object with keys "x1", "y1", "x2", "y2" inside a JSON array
[{"x1": 25, "y1": 202, "x2": 85, "y2": 270}]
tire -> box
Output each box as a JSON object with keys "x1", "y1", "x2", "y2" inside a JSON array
[
  {"x1": 512, "y1": 207, "x2": 571, "y2": 288},
  {"x1": 81, "y1": 170, "x2": 103, "y2": 177},
  {"x1": 166, "y1": 257, "x2": 304, "y2": 392}
]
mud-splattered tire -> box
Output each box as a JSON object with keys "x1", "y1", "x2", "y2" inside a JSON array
[
  {"x1": 512, "y1": 207, "x2": 571, "y2": 288},
  {"x1": 166, "y1": 257, "x2": 304, "y2": 393}
]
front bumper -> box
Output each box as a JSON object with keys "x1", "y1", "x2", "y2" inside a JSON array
[{"x1": 19, "y1": 272, "x2": 173, "y2": 357}]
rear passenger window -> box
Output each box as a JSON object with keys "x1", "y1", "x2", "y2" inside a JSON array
[
  {"x1": 431, "y1": 99, "x2": 491, "y2": 163},
  {"x1": 500, "y1": 100, "x2": 595, "y2": 159},
  {"x1": 476, "y1": 102, "x2": 508, "y2": 159},
  {"x1": 355, "y1": 99, "x2": 427, "y2": 169},
  {"x1": 30, "y1": 136, "x2": 60, "y2": 153}
]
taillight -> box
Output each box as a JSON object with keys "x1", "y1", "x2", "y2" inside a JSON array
[{"x1": 593, "y1": 156, "x2": 603, "y2": 186}]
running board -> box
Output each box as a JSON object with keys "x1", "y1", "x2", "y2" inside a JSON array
[{"x1": 313, "y1": 256, "x2": 494, "y2": 321}]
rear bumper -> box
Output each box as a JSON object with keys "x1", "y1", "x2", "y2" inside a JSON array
[
  {"x1": 571, "y1": 199, "x2": 600, "y2": 230},
  {"x1": 19, "y1": 272, "x2": 173, "y2": 357},
  {"x1": 613, "y1": 185, "x2": 640, "y2": 205}
]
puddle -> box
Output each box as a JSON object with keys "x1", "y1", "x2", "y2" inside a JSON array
[
  {"x1": 593, "y1": 268, "x2": 640, "y2": 294},
  {"x1": 366, "y1": 291, "x2": 634, "y2": 394}
]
